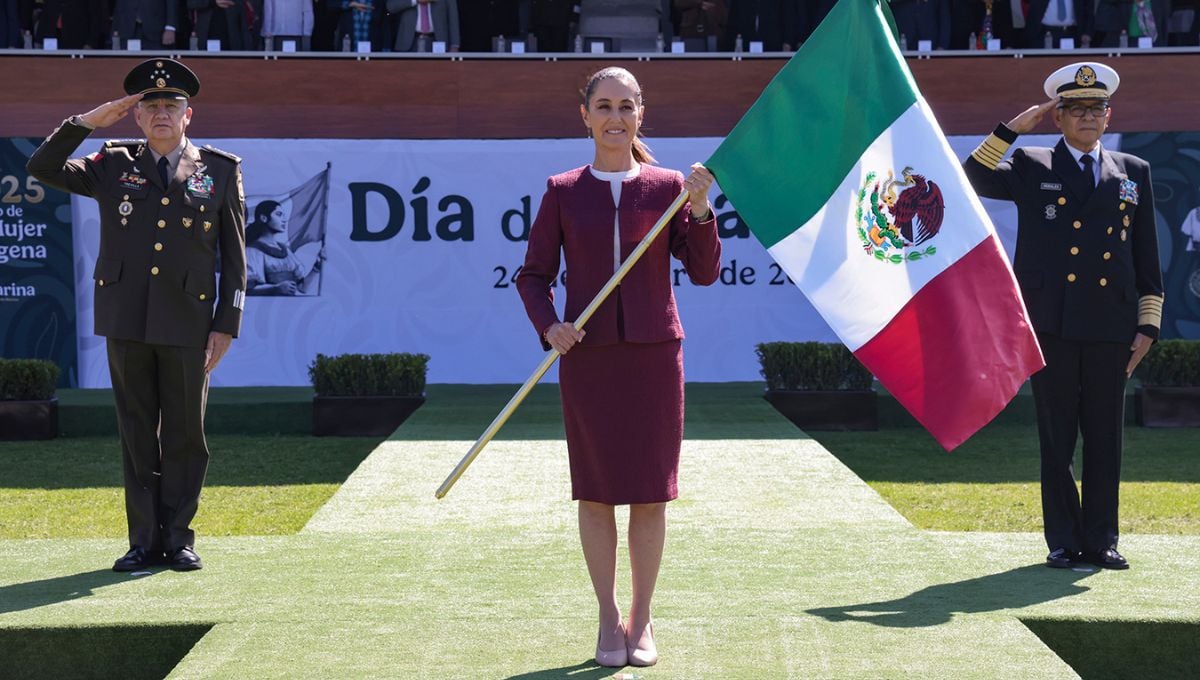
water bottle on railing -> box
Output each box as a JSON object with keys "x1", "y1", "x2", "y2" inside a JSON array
[
  {"x1": 112, "y1": 30, "x2": 121, "y2": 50},
  {"x1": 574, "y1": 33, "x2": 583, "y2": 52},
  {"x1": 417, "y1": 34, "x2": 428, "y2": 52},
  {"x1": 1119, "y1": 30, "x2": 1128, "y2": 48},
  {"x1": 967, "y1": 31, "x2": 976, "y2": 50},
  {"x1": 189, "y1": 33, "x2": 199, "y2": 50},
  {"x1": 527, "y1": 32, "x2": 538, "y2": 52},
  {"x1": 342, "y1": 33, "x2": 351, "y2": 52},
  {"x1": 1043, "y1": 31, "x2": 1052, "y2": 49},
  {"x1": 655, "y1": 32, "x2": 664, "y2": 53},
  {"x1": 734, "y1": 33, "x2": 743, "y2": 53},
  {"x1": 497, "y1": 34, "x2": 506, "y2": 52},
  {"x1": 898, "y1": 32, "x2": 907, "y2": 51},
  {"x1": 22, "y1": 30, "x2": 32, "y2": 49}
]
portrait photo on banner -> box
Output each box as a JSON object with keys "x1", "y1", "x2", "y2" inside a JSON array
[{"x1": 244, "y1": 163, "x2": 331, "y2": 297}]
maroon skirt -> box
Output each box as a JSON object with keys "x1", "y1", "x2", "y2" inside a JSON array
[{"x1": 559, "y1": 339, "x2": 684, "y2": 505}]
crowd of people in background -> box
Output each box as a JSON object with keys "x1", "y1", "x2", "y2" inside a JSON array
[{"x1": 0, "y1": 0, "x2": 1196, "y2": 52}]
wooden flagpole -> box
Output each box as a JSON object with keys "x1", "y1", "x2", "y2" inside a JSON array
[{"x1": 435, "y1": 189, "x2": 689, "y2": 499}]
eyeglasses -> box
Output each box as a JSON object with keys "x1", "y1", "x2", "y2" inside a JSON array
[{"x1": 1060, "y1": 104, "x2": 1109, "y2": 118}]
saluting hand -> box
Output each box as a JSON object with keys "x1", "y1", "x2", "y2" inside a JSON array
[
  {"x1": 78, "y1": 94, "x2": 143, "y2": 129},
  {"x1": 544, "y1": 322, "x2": 585, "y2": 355},
  {"x1": 1126, "y1": 332, "x2": 1153, "y2": 378},
  {"x1": 685, "y1": 163, "x2": 715, "y2": 219},
  {"x1": 1006, "y1": 99, "x2": 1058, "y2": 135},
  {"x1": 205, "y1": 332, "x2": 233, "y2": 373}
]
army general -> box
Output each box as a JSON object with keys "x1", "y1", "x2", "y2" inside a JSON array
[
  {"x1": 964, "y1": 62, "x2": 1164, "y2": 571},
  {"x1": 27, "y1": 58, "x2": 247, "y2": 572}
]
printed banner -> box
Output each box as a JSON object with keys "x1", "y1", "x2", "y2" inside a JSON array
[
  {"x1": 0, "y1": 138, "x2": 78, "y2": 387},
  {"x1": 55, "y1": 133, "x2": 1197, "y2": 387}
]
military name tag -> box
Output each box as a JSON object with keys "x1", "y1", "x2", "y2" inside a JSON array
[
  {"x1": 1040, "y1": 182, "x2": 1063, "y2": 191},
  {"x1": 1044, "y1": 204, "x2": 1057, "y2": 220},
  {"x1": 1119, "y1": 179, "x2": 1139, "y2": 205},
  {"x1": 118, "y1": 201, "x2": 134, "y2": 216},
  {"x1": 119, "y1": 172, "x2": 147, "y2": 190}
]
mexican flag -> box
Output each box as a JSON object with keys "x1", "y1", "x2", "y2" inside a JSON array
[{"x1": 706, "y1": 0, "x2": 1044, "y2": 450}]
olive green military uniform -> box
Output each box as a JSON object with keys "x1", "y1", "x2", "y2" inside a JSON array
[{"x1": 27, "y1": 119, "x2": 246, "y2": 554}]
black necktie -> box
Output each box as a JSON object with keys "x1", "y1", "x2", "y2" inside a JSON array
[
  {"x1": 157, "y1": 156, "x2": 170, "y2": 189},
  {"x1": 1080, "y1": 154, "x2": 1095, "y2": 190}
]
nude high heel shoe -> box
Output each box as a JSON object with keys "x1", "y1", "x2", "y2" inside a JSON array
[
  {"x1": 627, "y1": 621, "x2": 657, "y2": 667},
  {"x1": 595, "y1": 623, "x2": 628, "y2": 667}
]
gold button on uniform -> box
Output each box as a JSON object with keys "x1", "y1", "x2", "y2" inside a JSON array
[
  {"x1": 1119, "y1": 202, "x2": 1126, "y2": 211},
  {"x1": 98, "y1": 280, "x2": 105, "y2": 286},
  {"x1": 199, "y1": 294, "x2": 206, "y2": 300},
  {"x1": 154, "y1": 242, "x2": 163, "y2": 252},
  {"x1": 1107, "y1": 227, "x2": 1113, "y2": 235},
  {"x1": 199, "y1": 205, "x2": 205, "y2": 213},
  {"x1": 1070, "y1": 247, "x2": 1079, "y2": 255},
  {"x1": 1073, "y1": 220, "x2": 1082, "y2": 229},
  {"x1": 1067, "y1": 273, "x2": 1077, "y2": 282},
  {"x1": 151, "y1": 266, "x2": 160, "y2": 275},
  {"x1": 1099, "y1": 278, "x2": 1108, "y2": 287},
  {"x1": 157, "y1": 219, "x2": 166, "y2": 228},
  {"x1": 161, "y1": 197, "x2": 170, "y2": 206},
  {"x1": 123, "y1": 194, "x2": 129, "y2": 200},
  {"x1": 1057, "y1": 197, "x2": 1067, "y2": 206},
  {"x1": 1103, "y1": 251, "x2": 1111, "y2": 260}
]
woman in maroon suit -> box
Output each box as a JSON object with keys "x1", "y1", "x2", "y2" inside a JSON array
[{"x1": 516, "y1": 67, "x2": 721, "y2": 668}]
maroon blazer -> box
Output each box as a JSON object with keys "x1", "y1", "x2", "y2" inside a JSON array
[{"x1": 517, "y1": 164, "x2": 721, "y2": 348}]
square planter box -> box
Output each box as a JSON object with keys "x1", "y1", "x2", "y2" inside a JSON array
[
  {"x1": 764, "y1": 390, "x2": 877, "y2": 431},
  {"x1": 0, "y1": 398, "x2": 58, "y2": 440},
  {"x1": 1135, "y1": 386, "x2": 1200, "y2": 427},
  {"x1": 313, "y1": 395, "x2": 425, "y2": 436}
]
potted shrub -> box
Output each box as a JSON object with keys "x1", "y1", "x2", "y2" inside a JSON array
[
  {"x1": 755, "y1": 341, "x2": 877, "y2": 431},
  {"x1": 1135, "y1": 339, "x2": 1200, "y2": 427},
  {"x1": 309, "y1": 352, "x2": 430, "y2": 436},
  {"x1": 0, "y1": 358, "x2": 60, "y2": 440}
]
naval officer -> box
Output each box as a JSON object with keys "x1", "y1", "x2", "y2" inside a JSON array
[{"x1": 963, "y1": 62, "x2": 1164, "y2": 570}]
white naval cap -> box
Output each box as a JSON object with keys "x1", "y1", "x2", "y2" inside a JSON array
[{"x1": 1043, "y1": 62, "x2": 1120, "y2": 101}]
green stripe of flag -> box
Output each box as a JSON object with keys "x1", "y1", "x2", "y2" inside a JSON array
[{"x1": 706, "y1": 0, "x2": 919, "y2": 250}]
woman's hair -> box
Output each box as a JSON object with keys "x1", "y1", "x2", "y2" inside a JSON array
[
  {"x1": 246, "y1": 200, "x2": 281, "y2": 243},
  {"x1": 581, "y1": 67, "x2": 656, "y2": 164}
]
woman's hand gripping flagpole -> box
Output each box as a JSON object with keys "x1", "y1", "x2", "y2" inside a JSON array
[{"x1": 435, "y1": 189, "x2": 689, "y2": 499}]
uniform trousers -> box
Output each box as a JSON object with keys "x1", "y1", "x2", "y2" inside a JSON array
[
  {"x1": 107, "y1": 338, "x2": 210, "y2": 552},
  {"x1": 1031, "y1": 332, "x2": 1128, "y2": 555}
]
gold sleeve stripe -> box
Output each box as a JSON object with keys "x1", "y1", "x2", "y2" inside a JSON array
[
  {"x1": 970, "y1": 134, "x2": 1011, "y2": 170},
  {"x1": 1138, "y1": 295, "x2": 1164, "y2": 328}
]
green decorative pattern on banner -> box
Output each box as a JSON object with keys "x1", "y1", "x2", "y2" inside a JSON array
[
  {"x1": 0, "y1": 138, "x2": 78, "y2": 387},
  {"x1": 706, "y1": 0, "x2": 919, "y2": 250}
]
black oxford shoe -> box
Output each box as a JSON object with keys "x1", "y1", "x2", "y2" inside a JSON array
[
  {"x1": 112, "y1": 547, "x2": 162, "y2": 572},
  {"x1": 169, "y1": 546, "x2": 203, "y2": 571},
  {"x1": 1087, "y1": 548, "x2": 1129, "y2": 570},
  {"x1": 1045, "y1": 548, "x2": 1080, "y2": 568}
]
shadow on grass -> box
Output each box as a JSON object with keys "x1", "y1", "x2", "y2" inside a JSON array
[
  {"x1": 503, "y1": 660, "x2": 623, "y2": 679},
  {"x1": 806, "y1": 564, "x2": 1095, "y2": 627},
  {"x1": 0, "y1": 568, "x2": 160, "y2": 615}
]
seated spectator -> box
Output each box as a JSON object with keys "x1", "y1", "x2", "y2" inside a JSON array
[
  {"x1": 190, "y1": 0, "x2": 252, "y2": 49},
  {"x1": 459, "y1": 0, "x2": 518, "y2": 51},
  {"x1": 112, "y1": 0, "x2": 182, "y2": 49},
  {"x1": 889, "y1": 0, "x2": 950, "y2": 49},
  {"x1": 1, "y1": 0, "x2": 21, "y2": 47},
  {"x1": 387, "y1": 0, "x2": 459, "y2": 51},
  {"x1": 262, "y1": 0, "x2": 313, "y2": 48},
  {"x1": 1094, "y1": 0, "x2": 1173, "y2": 46},
  {"x1": 673, "y1": 0, "x2": 725, "y2": 51},
  {"x1": 529, "y1": 0, "x2": 577, "y2": 51},
  {"x1": 787, "y1": 0, "x2": 834, "y2": 48},
  {"x1": 577, "y1": 0, "x2": 660, "y2": 51}
]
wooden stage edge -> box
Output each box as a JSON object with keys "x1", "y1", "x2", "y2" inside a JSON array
[{"x1": 1, "y1": 54, "x2": 1197, "y2": 139}]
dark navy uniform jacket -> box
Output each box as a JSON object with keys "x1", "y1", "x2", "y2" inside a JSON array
[
  {"x1": 963, "y1": 123, "x2": 1163, "y2": 343},
  {"x1": 28, "y1": 119, "x2": 246, "y2": 349}
]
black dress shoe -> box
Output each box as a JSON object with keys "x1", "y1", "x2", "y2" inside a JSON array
[
  {"x1": 1045, "y1": 548, "x2": 1080, "y2": 568},
  {"x1": 169, "y1": 546, "x2": 203, "y2": 571},
  {"x1": 112, "y1": 547, "x2": 163, "y2": 572},
  {"x1": 1087, "y1": 548, "x2": 1129, "y2": 570}
]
